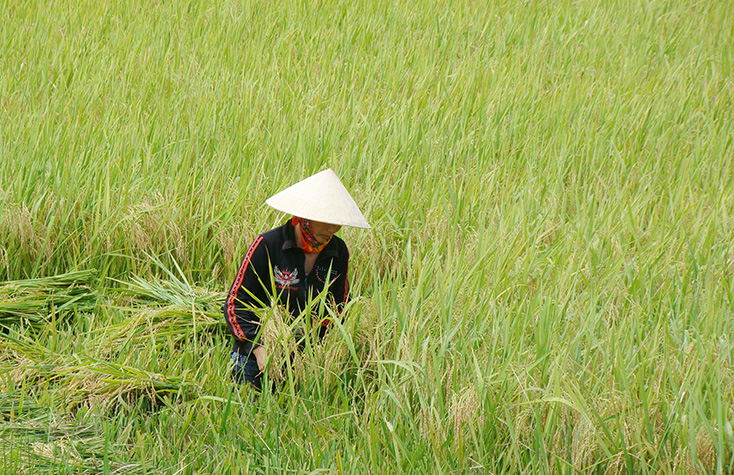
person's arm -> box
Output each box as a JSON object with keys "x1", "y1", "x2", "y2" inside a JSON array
[
  {"x1": 223, "y1": 235, "x2": 271, "y2": 364},
  {"x1": 321, "y1": 245, "x2": 350, "y2": 330},
  {"x1": 333, "y1": 250, "x2": 350, "y2": 309}
]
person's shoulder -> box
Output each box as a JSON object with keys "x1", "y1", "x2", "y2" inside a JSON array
[
  {"x1": 242, "y1": 225, "x2": 282, "y2": 254},
  {"x1": 257, "y1": 220, "x2": 289, "y2": 239},
  {"x1": 331, "y1": 235, "x2": 350, "y2": 257},
  {"x1": 259, "y1": 226, "x2": 281, "y2": 240}
]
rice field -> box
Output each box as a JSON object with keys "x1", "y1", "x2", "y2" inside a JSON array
[{"x1": 1, "y1": 0, "x2": 733, "y2": 473}]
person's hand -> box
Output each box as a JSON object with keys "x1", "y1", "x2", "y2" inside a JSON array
[
  {"x1": 253, "y1": 346, "x2": 267, "y2": 374},
  {"x1": 253, "y1": 345, "x2": 283, "y2": 382}
]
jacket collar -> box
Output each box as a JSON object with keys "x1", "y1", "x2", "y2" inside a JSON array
[{"x1": 280, "y1": 220, "x2": 340, "y2": 258}]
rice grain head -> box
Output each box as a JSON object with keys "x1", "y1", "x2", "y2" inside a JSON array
[
  {"x1": 31, "y1": 438, "x2": 82, "y2": 465},
  {"x1": 451, "y1": 385, "x2": 480, "y2": 441},
  {"x1": 260, "y1": 304, "x2": 302, "y2": 382},
  {"x1": 2, "y1": 203, "x2": 45, "y2": 255},
  {"x1": 695, "y1": 428, "x2": 716, "y2": 473},
  {"x1": 419, "y1": 403, "x2": 442, "y2": 445},
  {"x1": 571, "y1": 415, "x2": 598, "y2": 471},
  {"x1": 321, "y1": 332, "x2": 348, "y2": 387},
  {"x1": 219, "y1": 223, "x2": 251, "y2": 270},
  {"x1": 0, "y1": 246, "x2": 8, "y2": 278}
]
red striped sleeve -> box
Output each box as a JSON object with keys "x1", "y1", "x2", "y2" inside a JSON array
[{"x1": 225, "y1": 235, "x2": 264, "y2": 341}]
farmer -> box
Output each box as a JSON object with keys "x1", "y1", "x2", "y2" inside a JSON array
[{"x1": 223, "y1": 169, "x2": 370, "y2": 391}]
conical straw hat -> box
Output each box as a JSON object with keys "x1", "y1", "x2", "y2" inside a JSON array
[{"x1": 266, "y1": 169, "x2": 371, "y2": 229}]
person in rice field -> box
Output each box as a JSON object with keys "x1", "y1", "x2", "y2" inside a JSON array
[{"x1": 223, "y1": 169, "x2": 370, "y2": 392}]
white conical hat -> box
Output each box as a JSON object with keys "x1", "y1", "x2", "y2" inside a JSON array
[{"x1": 266, "y1": 169, "x2": 371, "y2": 229}]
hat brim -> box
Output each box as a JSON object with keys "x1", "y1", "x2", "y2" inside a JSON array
[{"x1": 265, "y1": 169, "x2": 371, "y2": 229}]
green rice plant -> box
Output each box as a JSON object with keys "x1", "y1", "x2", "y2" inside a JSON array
[
  {"x1": 1, "y1": 327, "x2": 195, "y2": 416},
  {"x1": 0, "y1": 412, "x2": 146, "y2": 475},
  {"x1": 0, "y1": 270, "x2": 97, "y2": 329},
  {"x1": 112, "y1": 254, "x2": 223, "y2": 310},
  {"x1": 97, "y1": 304, "x2": 224, "y2": 355},
  {"x1": 102, "y1": 258, "x2": 228, "y2": 357},
  {"x1": 1, "y1": 0, "x2": 733, "y2": 472}
]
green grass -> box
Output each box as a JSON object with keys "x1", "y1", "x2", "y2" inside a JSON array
[{"x1": 1, "y1": 0, "x2": 733, "y2": 472}]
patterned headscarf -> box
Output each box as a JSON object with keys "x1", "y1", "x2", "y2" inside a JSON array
[{"x1": 292, "y1": 216, "x2": 331, "y2": 253}]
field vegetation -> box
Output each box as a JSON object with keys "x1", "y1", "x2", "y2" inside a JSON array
[{"x1": 1, "y1": 0, "x2": 733, "y2": 473}]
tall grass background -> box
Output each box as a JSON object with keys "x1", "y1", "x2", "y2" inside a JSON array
[{"x1": 1, "y1": 0, "x2": 733, "y2": 472}]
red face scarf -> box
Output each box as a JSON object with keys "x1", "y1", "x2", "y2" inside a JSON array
[{"x1": 292, "y1": 216, "x2": 331, "y2": 253}]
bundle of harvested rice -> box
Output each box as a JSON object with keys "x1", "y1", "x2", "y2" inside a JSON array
[{"x1": 0, "y1": 270, "x2": 97, "y2": 328}]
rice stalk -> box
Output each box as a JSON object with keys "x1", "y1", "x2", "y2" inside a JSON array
[
  {"x1": 1, "y1": 0, "x2": 732, "y2": 471},
  {"x1": 120, "y1": 274, "x2": 223, "y2": 310},
  {"x1": 0, "y1": 270, "x2": 98, "y2": 329},
  {"x1": 98, "y1": 304, "x2": 224, "y2": 352},
  {"x1": 0, "y1": 415, "x2": 145, "y2": 474},
  {"x1": 259, "y1": 304, "x2": 305, "y2": 384},
  {"x1": 2, "y1": 328, "x2": 195, "y2": 413}
]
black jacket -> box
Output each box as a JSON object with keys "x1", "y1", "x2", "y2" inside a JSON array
[{"x1": 223, "y1": 220, "x2": 350, "y2": 356}]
